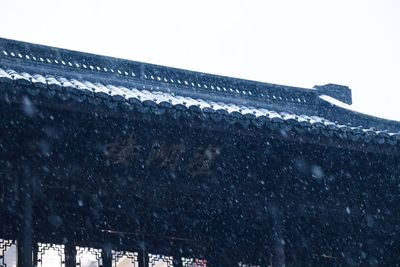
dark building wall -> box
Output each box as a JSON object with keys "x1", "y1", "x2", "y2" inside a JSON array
[{"x1": 1, "y1": 103, "x2": 400, "y2": 266}]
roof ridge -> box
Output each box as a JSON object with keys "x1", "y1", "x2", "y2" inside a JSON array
[
  {"x1": 1, "y1": 37, "x2": 400, "y2": 146},
  {"x1": 0, "y1": 37, "x2": 319, "y2": 107},
  {"x1": 1, "y1": 66, "x2": 399, "y2": 148}
]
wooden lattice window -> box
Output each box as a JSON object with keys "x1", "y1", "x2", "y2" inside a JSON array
[
  {"x1": 37, "y1": 243, "x2": 65, "y2": 267},
  {"x1": 0, "y1": 239, "x2": 17, "y2": 267},
  {"x1": 148, "y1": 254, "x2": 173, "y2": 267},
  {"x1": 76, "y1": 247, "x2": 102, "y2": 267},
  {"x1": 112, "y1": 250, "x2": 138, "y2": 267}
]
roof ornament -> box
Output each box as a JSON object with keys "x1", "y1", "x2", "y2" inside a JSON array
[{"x1": 313, "y1": 84, "x2": 352, "y2": 105}]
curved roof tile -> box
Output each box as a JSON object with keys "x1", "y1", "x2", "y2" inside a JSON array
[
  {"x1": 0, "y1": 66, "x2": 399, "y2": 146},
  {"x1": 0, "y1": 37, "x2": 399, "y2": 147}
]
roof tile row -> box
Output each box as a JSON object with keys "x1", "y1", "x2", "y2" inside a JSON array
[{"x1": 1, "y1": 67, "x2": 399, "y2": 146}]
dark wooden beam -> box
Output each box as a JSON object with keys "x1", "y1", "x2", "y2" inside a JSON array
[
  {"x1": 65, "y1": 243, "x2": 76, "y2": 267},
  {"x1": 17, "y1": 164, "x2": 33, "y2": 267}
]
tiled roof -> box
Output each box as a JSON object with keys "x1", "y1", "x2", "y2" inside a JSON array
[{"x1": 1, "y1": 38, "x2": 400, "y2": 146}]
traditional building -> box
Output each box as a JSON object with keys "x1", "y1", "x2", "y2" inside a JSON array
[{"x1": 0, "y1": 37, "x2": 399, "y2": 267}]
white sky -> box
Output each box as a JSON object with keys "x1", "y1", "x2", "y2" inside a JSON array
[{"x1": 1, "y1": 0, "x2": 399, "y2": 121}]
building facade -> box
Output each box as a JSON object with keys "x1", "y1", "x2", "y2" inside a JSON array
[{"x1": 0, "y1": 38, "x2": 400, "y2": 266}]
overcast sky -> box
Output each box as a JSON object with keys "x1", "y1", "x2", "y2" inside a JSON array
[{"x1": 1, "y1": 0, "x2": 399, "y2": 120}]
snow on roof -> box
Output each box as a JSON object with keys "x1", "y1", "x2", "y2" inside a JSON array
[{"x1": 1, "y1": 37, "x2": 399, "y2": 146}]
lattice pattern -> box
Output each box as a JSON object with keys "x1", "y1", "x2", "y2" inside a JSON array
[
  {"x1": 76, "y1": 247, "x2": 103, "y2": 267},
  {"x1": 182, "y1": 257, "x2": 207, "y2": 267},
  {"x1": 238, "y1": 263, "x2": 260, "y2": 267},
  {"x1": 112, "y1": 250, "x2": 138, "y2": 267},
  {"x1": 148, "y1": 254, "x2": 173, "y2": 267},
  {"x1": 0, "y1": 239, "x2": 17, "y2": 267},
  {"x1": 37, "y1": 243, "x2": 65, "y2": 267}
]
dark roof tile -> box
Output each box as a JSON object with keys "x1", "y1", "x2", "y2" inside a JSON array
[{"x1": 0, "y1": 36, "x2": 399, "y2": 146}]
